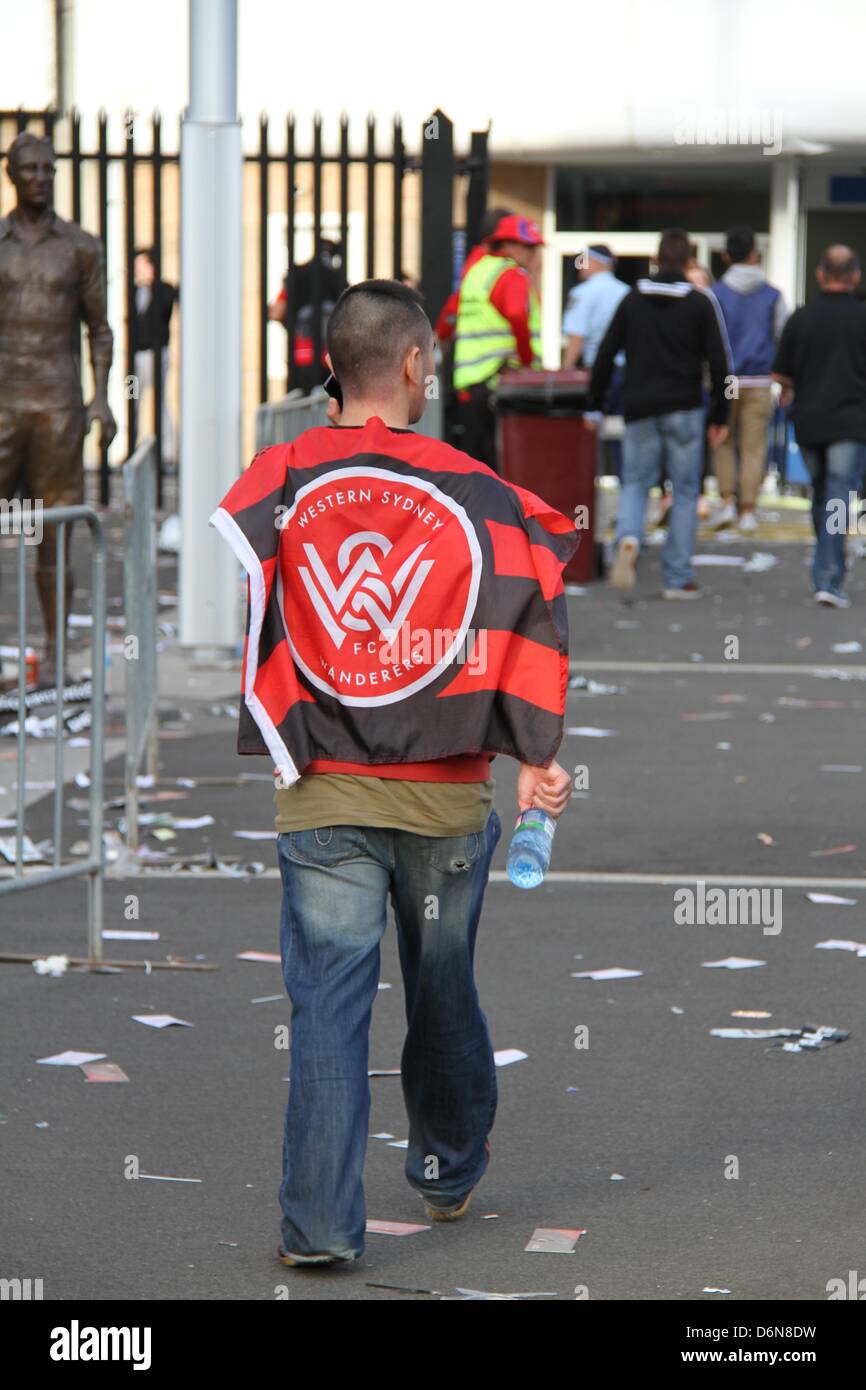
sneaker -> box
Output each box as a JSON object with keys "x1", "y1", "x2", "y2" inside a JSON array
[
  {"x1": 610, "y1": 536, "x2": 639, "y2": 592},
  {"x1": 710, "y1": 501, "x2": 737, "y2": 531},
  {"x1": 277, "y1": 1245, "x2": 355, "y2": 1268},
  {"x1": 814, "y1": 589, "x2": 852, "y2": 609},
  {"x1": 420, "y1": 1137, "x2": 490, "y2": 1222},
  {"x1": 738, "y1": 510, "x2": 759, "y2": 534},
  {"x1": 662, "y1": 583, "x2": 703, "y2": 600},
  {"x1": 422, "y1": 1189, "x2": 476, "y2": 1223}
]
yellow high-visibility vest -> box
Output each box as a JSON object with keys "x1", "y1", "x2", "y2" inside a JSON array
[{"x1": 453, "y1": 253, "x2": 542, "y2": 390}]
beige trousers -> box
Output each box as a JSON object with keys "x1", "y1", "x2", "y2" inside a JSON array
[{"x1": 713, "y1": 386, "x2": 773, "y2": 508}]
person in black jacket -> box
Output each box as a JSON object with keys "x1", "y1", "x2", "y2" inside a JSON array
[
  {"x1": 132, "y1": 247, "x2": 178, "y2": 463},
  {"x1": 590, "y1": 228, "x2": 730, "y2": 598},
  {"x1": 773, "y1": 246, "x2": 866, "y2": 610}
]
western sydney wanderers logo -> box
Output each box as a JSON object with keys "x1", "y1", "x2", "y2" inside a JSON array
[{"x1": 276, "y1": 465, "x2": 482, "y2": 706}]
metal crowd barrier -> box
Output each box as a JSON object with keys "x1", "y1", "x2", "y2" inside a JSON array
[
  {"x1": 0, "y1": 505, "x2": 106, "y2": 964},
  {"x1": 123, "y1": 436, "x2": 160, "y2": 851},
  {"x1": 255, "y1": 388, "x2": 332, "y2": 451},
  {"x1": 255, "y1": 381, "x2": 444, "y2": 452}
]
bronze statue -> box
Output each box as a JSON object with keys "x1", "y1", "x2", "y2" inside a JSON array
[{"x1": 0, "y1": 131, "x2": 116, "y2": 681}]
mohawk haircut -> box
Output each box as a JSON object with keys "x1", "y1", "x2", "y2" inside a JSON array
[{"x1": 327, "y1": 279, "x2": 433, "y2": 395}]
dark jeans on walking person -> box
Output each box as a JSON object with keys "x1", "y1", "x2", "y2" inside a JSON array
[
  {"x1": 801, "y1": 441, "x2": 865, "y2": 598},
  {"x1": 275, "y1": 809, "x2": 502, "y2": 1261}
]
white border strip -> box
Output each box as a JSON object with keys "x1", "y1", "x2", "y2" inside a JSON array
[{"x1": 209, "y1": 505, "x2": 299, "y2": 786}]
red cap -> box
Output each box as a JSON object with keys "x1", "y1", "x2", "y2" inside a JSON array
[{"x1": 485, "y1": 214, "x2": 544, "y2": 248}]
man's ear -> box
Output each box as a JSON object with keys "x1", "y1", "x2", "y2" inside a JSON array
[
  {"x1": 324, "y1": 351, "x2": 334, "y2": 373},
  {"x1": 404, "y1": 345, "x2": 423, "y2": 385}
]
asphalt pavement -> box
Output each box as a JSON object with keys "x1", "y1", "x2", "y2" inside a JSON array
[{"x1": 2, "y1": 519, "x2": 866, "y2": 1301}]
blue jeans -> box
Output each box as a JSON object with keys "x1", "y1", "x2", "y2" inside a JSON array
[
  {"x1": 275, "y1": 809, "x2": 502, "y2": 1259},
  {"x1": 800, "y1": 441, "x2": 865, "y2": 595},
  {"x1": 616, "y1": 406, "x2": 706, "y2": 589}
]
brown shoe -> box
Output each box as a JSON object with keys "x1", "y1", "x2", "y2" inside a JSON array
[{"x1": 610, "y1": 536, "x2": 639, "y2": 592}]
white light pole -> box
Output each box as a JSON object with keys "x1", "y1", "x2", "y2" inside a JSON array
[{"x1": 179, "y1": 0, "x2": 242, "y2": 655}]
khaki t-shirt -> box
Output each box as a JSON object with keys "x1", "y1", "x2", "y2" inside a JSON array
[{"x1": 274, "y1": 773, "x2": 495, "y2": 837}]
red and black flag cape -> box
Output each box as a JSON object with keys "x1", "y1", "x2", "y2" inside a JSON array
[{"x1": 210, "y1": 416, "x2": 580, "y2": 785}]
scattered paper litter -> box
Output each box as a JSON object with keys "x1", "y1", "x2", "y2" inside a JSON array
[
  {"x1": 757, "y1": 832, "x2": 775, "y2": 846},
  {"x1": 572, "y1": 967, "x2": 643, "y2": 981},
  {"x1": 387, "y1": 1139, "x2": 409, "y2": 1149},
  {"x1": 131, "y1": 1014, "x2": 193, "y2": 1029},
  {"x1": 731, "y1": 1010, "x2": 772, "y2": 1018},
  {"x1": 815, "y1": 939, "x2": 866, "y2": 956},
  {"x1": 703, "y1": 1287, "x2": 731, "y2": 1295},
  {"x1": 780, "y1": 1025, "x2": 849, "y2": 1052},
  {"x1": 82, "y1": 1062, "x2": 129, "y2": 1083},
  {"x1": 233, "y1": 830, "x2": 277, "y2": 840},
  {"x1": 0, "y1": 835, "x2": 47, "y2": 864},
  {"x1": 568, "y1": 675, "x2": 625, "y2": 695},
  {"x1": 37, "y1": 1050, "x2": 107, "y2": 1067},
  {"x1": 524, "y1": 1227, "x2": 586, "y2": 1254},
  {"x1": 743, "y1": 552, "x2": 778, "y2": 573},
  {"x1": 250, "y1": 994, "x2": 284, "y2": 1004},
  {"x1": 702, "y1": 957, "x2": 766, "y2": 970},
  {"x1": 692, "y1": 554, "x2": 745, "y2": 567},
  {"x1": 32, "y1": 954, "x2": 69, "y2": 977},
  {"x1": 371, "y1": 1133, "x2": 395, "y2": 1141},
  {"x1": 610, "y1": 1173, "x2": 626, "y2": 1181},
  {"x1": 366, "y1": 1219, "x2": 429, "y2": 1236},
  {"x1": 806, "y1": 892, "x2": 857, "y2": 906},
  {"x1": 494, "y1": 1048, "x2": 528, "y2": 1066},
  {"x1": 832, "y1": 641, "x2": 862, "y2": 654},
  {"x1": 566, "y1": 726, "x2": 616, "y2": 737},
  {"x1": 451, "y1": 1288, "x2": 558, "y2": 1300},
  {"x1": 368, "y1": 1068, "x2": 401, "y2": 1077},
  {"x1": 237, "y1": 951, "x2": 281, "y2": 963},
  {"x1": 711, "y1": 1027, "x2": 801, "y2": 1040},
  {"x1": 809, "y1": 844, "x2": 856, "y2": 857}
]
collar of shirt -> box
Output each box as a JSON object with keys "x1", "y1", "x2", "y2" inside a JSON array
[{"x1": 0, "y1": 209, "x2": 69, "y2": 244}]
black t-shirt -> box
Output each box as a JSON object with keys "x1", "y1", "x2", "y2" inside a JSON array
[
  {"x1": 773, "y1": 291, "x2": 866, "y2": 445},
  {"x1": 284, "y1": 260, "x2": 347, "y2": 334}
]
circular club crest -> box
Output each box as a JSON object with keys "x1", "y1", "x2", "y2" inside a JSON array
[{"x1": 277, "y1": 465, "x2": 482, "y2": 706}]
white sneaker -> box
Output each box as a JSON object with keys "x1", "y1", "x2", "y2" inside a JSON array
[
  {"x1": 710, "y1": 502, "x2": 737, "y2": 531},
  {"x1": 814, "y1": 590, "x2": 852, "y2": 609},
  {"x1": 738, "y1": 511, "x2": 758, "y2": 534},
  {"x1": 610, "y1": 536, "x2": 639, "y2": 592}
]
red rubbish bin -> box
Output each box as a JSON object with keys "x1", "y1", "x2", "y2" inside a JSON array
[{"x1": 495, "y1": 368, "x2": 598, "y2": 583}]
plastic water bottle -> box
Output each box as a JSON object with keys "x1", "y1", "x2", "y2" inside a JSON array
[{"x1": 507, "y1": 808, "x2": 557, "y2": 889}]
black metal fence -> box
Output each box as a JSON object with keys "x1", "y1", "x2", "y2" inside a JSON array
[{"x1": 1, "y1": 106, "x2": 489, "y2": 507}]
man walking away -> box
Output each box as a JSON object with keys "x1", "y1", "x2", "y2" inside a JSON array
[
  {"x1": 589, "y1": 228, "x2": 730, "y2": 599},
  {"x1": 773, "y1": 245, "x2": 866, "y2": 609},
  {"x1": 211, "y1": 280, "x2": 576, "y2": 1267},
  {"x1": 711, "y1": 225, "x2": 787, "y2": 534}
]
